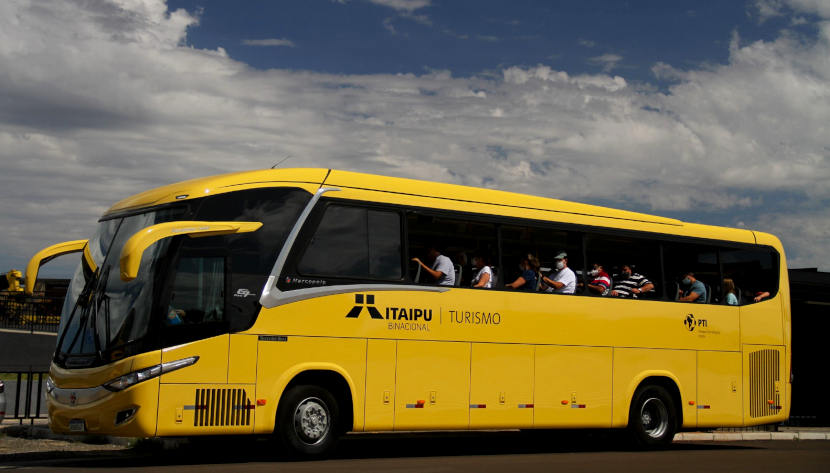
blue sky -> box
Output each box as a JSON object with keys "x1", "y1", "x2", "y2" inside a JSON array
[
  {"x1": 169, "y1": 0, "x2": 812, "y2": 83},
  {"x1": 1, "y1": 0, "x2": 829, "y2": 277}
]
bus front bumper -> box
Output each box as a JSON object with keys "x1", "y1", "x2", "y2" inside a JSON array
[{"x1": 47, "y1": 378, "x2": 159, "y2": 437}]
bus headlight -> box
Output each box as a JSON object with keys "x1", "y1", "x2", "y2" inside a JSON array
[{"x1": 103, "y1": 356, "x2": 198, "y2": 392}]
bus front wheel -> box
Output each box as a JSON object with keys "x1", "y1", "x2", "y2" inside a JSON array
[
  {"x1": 627, "y1": 384, "x2": 677, "y2": 448},
  {"x1": 277, "y1": 384, "x2": 341, "y2": 457}
]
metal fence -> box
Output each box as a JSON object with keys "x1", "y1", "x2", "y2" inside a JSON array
[
  {"x1": 0, "y1": 296, "x2": 62, "y2": 333},
  {"x1": 1, "y1": 370, "x2": 49, "y2": 424}
]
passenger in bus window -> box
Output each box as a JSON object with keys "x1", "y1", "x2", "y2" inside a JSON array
[
  {"x1": 587, "y1": 263, "x2": 611, "y2": 296},
  {"x1": 411, "y1": 247, "x2": 456, "y2": 286},
  {"x1": 754, "y1": 291, "x2": 771, "y2": 302},
  {"x1": 471, "y1": 254, "x2": 494, "y2": 289},
  {"x1": 723, "y1": 278, "x2": 738, "y2": 305},
  {"x1": 677, "y1": 272, "x2": 707, "y2": 303},
  {"x1": 504, "y1": 255, "x2": 539, "y2": 291},
  {"x1": 610, "y1": 265, "x2": 654, "y2": 298},
  {"x1": 541, "y1": 252, "x2": 576, "y2": 294},
  {"x1": 166, "y1": 305, "x2": 185, "y2": 325}
]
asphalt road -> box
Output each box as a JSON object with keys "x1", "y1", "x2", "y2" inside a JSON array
[{"x1": 2, "y1": 431, "x2": 829, "y2": 472}]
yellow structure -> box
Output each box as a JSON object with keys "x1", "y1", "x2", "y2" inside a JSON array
[
  {"x1": 4, "y1": 269, "x2": 24, "y2": 293},
  {"x1": 37, "y1": 169, "x2": 790, "y2": 455}
]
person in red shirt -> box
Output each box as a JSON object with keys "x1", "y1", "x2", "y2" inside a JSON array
[{"x1": 587, "y1": 263, "x2": 611, "y2": 296}]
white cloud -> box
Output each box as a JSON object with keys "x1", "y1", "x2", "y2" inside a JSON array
[
  {"x1": 242, "y1": 38, "x2": 296, "y2": 47},
  {"x1": 755, "y1": 0, "x2": 785, "y2": 20},
  {"x1": 369, "y1": 0, "x2": 430, "y2": 13},
  {"x1": 749, "y1": 210, "x2": 830, "y2": 269},
  {"x1": 755, "y1": 0, "x2": 830, "y2": 20},
  {"x1": 476, "y1": 35, "x2": 500, "y2": 42},
  {"x1": 588, "y1": 53, "x2": 623, "y2": 73},
  {"x1": 382, "y1": 16, "x2": 397, "y2": 34},
  {"x1": 0, "y1": 0, "x2": 829, "y2": 275}
]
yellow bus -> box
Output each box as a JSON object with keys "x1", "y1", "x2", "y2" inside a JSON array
[{"x1": 28, "y1": 168, "x2": 790, "y2": 455}]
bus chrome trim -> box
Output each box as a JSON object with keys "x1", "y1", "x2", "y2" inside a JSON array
[
  {"x1": 259, "y1": 186, "x2": 338, "y2": 308},
  {"x1": 46, "y1": 377, "x2": 112, "y2": 407},
  {"x1": 47, "y1": 356, "x2": 200, "y2": 406},
  {"x1": 260, "y1": 281, "x2": 448, "y2": 308},
  {"x1": 259, "y1": 186, "x2": 451, "y2": 308}
]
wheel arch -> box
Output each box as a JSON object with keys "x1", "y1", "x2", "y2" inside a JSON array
[
  {"x1": 624, "y1": 372, "x2": 685, "y2": 429},
  {"x1": 273, "y1": 365, "x2": 357, "y2": 434}
]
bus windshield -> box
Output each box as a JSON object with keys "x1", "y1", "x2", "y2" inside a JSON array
[
  {"x1": 54, "y1": 186, "x2": 312, "y2": 369},
  {"x1": 56, "y1": 207, "x2": 184, "y2": 368}
]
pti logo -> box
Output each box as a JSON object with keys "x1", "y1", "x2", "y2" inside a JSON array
[
  {"x1": 684, "y1": 314, "x2": 696, "y2": 331},
  {"x1": 684, "y1": 313, "x2": 708, "y2": 331}
]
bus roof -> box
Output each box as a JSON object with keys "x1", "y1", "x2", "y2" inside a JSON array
[
  {"x1": 106, "y1": 168, "x2": 329, "y2": 215},
  {"x1": 105, "y1": 167, "x2": 761, "y2": 245}
]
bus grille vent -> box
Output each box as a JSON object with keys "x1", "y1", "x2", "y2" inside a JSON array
[
  {"x1": 749, "y1": 349, "x2": 780, "y2": 418},
  {"x1": 194, "y1": 388, "x2": 253, "y2": 427}
]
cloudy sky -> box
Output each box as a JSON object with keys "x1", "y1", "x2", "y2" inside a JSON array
[{"x1": 1, "y1": 0, "x2": 828, "y2": 277}]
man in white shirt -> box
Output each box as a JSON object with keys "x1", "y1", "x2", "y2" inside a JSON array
[
  {"x1": 411, "y1": 247, "x2": 456, "y2": 286},
  {"x1": 541, "y1": 252, "x2": 576, "y2": 294}
]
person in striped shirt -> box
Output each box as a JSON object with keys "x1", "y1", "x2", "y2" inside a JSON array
[
  {"x1": 610, "y1": 264, "x2": 654, "y2": 298},
  {"x1": 587, "y1": 263, "x2": 611, "y2": 296}
]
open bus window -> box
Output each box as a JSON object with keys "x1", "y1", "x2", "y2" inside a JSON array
[
  {"x1": 663, "y1": 242, "x2": 720, "y2": 304},
  {"x1": 720, "y1": 248, "x2": 778, "y2": 305},
  {"x1": 406, "y1": 213, "x2": 497, "y2": 287},
  {"x1": 584, "y1": 234, "x2": 660, "y2": 299},
  {"x1": 500, "y1": 225, "x2": 582, "y2": 293}
]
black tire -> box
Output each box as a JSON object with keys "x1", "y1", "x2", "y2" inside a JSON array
[
  {"x1": 627, "y1": 384, "x2": 677, "y2": 448},
  {"x1": 276, "y1": 384, "x2": 341, "y2": 458}
]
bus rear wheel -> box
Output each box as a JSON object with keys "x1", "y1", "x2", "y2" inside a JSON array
[
  {"x1": 627, "y1": 384, "x2": 677, "y2": 448},
  {"x1": 277, "y1": 385, "x2": 340, "y2": 457}
]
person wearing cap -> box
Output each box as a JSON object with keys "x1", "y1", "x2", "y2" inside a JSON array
[
  {"x1": 541, "y1": 252, "x2": 576, "y2": 294},
  {"x1": 611, "y1": 264, "x2": 654, "y2": 298}
]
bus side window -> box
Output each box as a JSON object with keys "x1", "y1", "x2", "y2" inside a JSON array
[
  {"x1": 195, "y1": 187, "x2": 311, "y2": 331},
  {"x1": 499, "y1": 225, "x2": 582, "y2": 294},
  {"x1": 406, "y1": 213, "x2": 497, "y2": 288},
  {"x1": 720, "y1": 248, "x2": 779, "y2": 305},
  {"x1": 167, "y1": 255, "x2": 226, "y2": 326},
  {"x1": 663, "y1": 243, "x2": 719, "y2": 304},
  {"x1": 297, "y1": 205, "x2": 403, "y2": 281},
  {"x1": 584, "y1": 234, "x2": 660, "y2": 299}
]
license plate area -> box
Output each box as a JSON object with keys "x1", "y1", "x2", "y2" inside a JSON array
[{"x1": 69, "y1": 418, "x2": 86, "y2": 432}]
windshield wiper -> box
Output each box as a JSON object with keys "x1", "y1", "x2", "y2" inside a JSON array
[
  {"x1": 90, "y1": 265, "x2": 113, "y2": 362},
  {"x1": 56, "y1": 267, "x2": 100, "y2": 358}
]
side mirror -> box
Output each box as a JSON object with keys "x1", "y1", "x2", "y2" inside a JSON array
[
  {"x1": 25, "y1": 240, "x2": 88, "y2": 295},
  {"x1": 119, "y1": 221, "x2": 263, "y2": 282}
]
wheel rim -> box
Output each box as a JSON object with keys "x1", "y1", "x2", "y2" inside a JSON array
[
  {"x1": 640, "y1": 397, "x2": 669, "y2": 439},
  {"x1": 293, "y1": 397, "x2": 331, "y2": 445}
]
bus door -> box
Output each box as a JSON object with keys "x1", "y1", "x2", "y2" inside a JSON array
[{"x1": 157, "y1": 250, "x2": 254, "y2": 435}]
